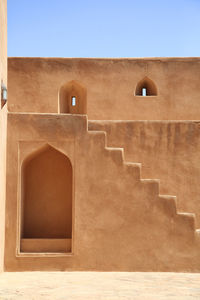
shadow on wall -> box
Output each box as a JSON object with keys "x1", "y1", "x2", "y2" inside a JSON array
[
  {"x1": 135, "y1": 77, "x2": 157, "y2": 96},
  {"x1": 58, "y1": 80, "x2": 87, "y2": 114}
]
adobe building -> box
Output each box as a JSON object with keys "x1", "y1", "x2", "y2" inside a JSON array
[{"x1": 1, "y1": 0, "x2": 200, "y2": 272}]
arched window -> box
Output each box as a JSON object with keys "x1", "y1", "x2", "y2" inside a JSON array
[
  {"x1": 58, "y1": 80, "x2": 87, "y2": 114},
  {"x1": 21, "y1": 145, "x2": 72, "y2": 253},
  {"x1": 135, "y1": 77, "x2": 157, "y2": 96}
]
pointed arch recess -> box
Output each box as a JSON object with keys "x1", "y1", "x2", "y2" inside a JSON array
[
  {"x1": 58, "y1": 80, "x2": 87, "y2": 114},
  {"x1": 135, "y1": 77, "x2": 157, "y2": 96},
  {"x1": 21, "y1": 144, "x2": 72, "y2": 253}
]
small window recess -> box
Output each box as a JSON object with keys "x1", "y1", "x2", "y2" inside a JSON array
[
  {"x1": 135, "y1": 77, "x2": 157, "y2": 97},
  {"x1": 71, "y1": 96, "x2": 76, "y2": 106}
]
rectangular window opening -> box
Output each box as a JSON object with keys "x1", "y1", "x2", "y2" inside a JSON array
[
  {"x1": 142, "y1": 88, "x2": 147, "y2": 96},
  {"x1": 71, "y1": 96, "x2": 76, "y2": 106}
]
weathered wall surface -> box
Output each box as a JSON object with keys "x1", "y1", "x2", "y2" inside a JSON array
[
  {"x1": 0, "y1": 108, "x2": 7, "y2": 272},
  {"x1": 4, "y1": 113, "x2": 200, "y2": 272},
  {"x1": 89, "y1": 120, "x2": 200, "y2": 228},
  {"x1": 0, "y1": 0, "x2": 7, "y2": 272},
  {"x1": 8, "y1": 57, "x2": 200, "y2": 120}
]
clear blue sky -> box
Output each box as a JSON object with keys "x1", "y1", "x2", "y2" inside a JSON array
[{"x1": 7, "y1": 0, "x2": 200, "y2": 57}]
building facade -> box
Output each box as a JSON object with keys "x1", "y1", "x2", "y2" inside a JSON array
[{"x1": 1, "y1": 1, "x2": 200, "y2": 271}]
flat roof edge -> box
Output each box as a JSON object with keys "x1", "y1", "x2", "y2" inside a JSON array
[{"x1": 7, "y1": 57, "x2": 200, "y2": 62}]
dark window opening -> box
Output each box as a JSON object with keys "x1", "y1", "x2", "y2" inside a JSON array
[
  {"x1": 135, "y1": 77, "x2": 157, "y2": 96},
  {"x1": 59, "y1": 80, "x2": 87, "y2": 114}
]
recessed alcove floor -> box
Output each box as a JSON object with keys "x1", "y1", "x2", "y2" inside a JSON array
[
  {"x1": 20, "y1": 238, "x2": 71, "y2": 253},
  {"x1": 0, "y1": 272, "x2": 199, "y2": 299}
]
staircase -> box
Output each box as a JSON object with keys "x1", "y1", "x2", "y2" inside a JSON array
[{"x1": 87, "y1": 127, "x2": 200, "y2": 242}]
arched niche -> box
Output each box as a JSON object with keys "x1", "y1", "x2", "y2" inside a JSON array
[
  {"x1": 21, "y1": 144, "x2": 72, "y2": 253},
  {"x1": 58, "y1": 80, "x2": 87, "y2": 114},
  {"x1": 135, "y1": 77, "x2": 157, "y2": 96}
]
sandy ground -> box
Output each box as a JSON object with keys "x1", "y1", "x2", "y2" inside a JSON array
[{"x1": 0, "y1": 272, "x2": 200, "y2": 300}]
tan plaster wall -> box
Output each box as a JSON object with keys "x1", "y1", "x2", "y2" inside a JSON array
[
  {"x1": 0, "y1": 107, "x2": 7, "y2": 272},
  {"x1": 89, "y1": 120, "x2": 200, "y2": 228},
  {"x1": 0, "y1": 0, "x2": 7, "y2": 86},
  {"x1": 0, "y1": 0, "x2": 7, "y2": 272},
  {"x1": 7, "y1": 57, "x2": 200, "y2": 120},
  {"x1": 4, "y1": 113, "x2": 200, "y2": 272}
]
